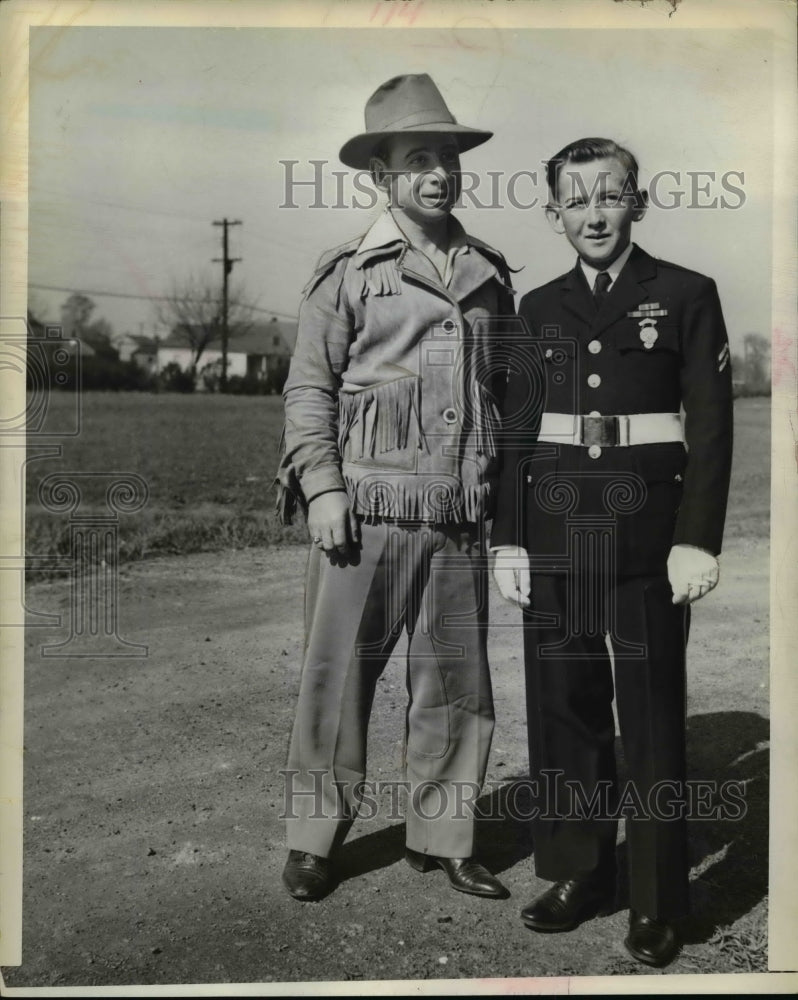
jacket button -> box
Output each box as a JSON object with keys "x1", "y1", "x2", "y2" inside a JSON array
[
  {"x1": 588, "y1": 339, "x2": 601, "y2": 354},
  {"x1": 675, "y1": 473, "x2": 683, "y2": 483},
  {"x1": 442, "y1": 407, "x2": 457, "y2": 424},
  {"x1": 588, "y1": 444, "x2": 602, "y2": 459},
  {"x1": 442, "y1": 319, "x2": 457, "y2": 334},
  {"x1": 587, "y1": 373, "x2": 601, "y2": 388}
]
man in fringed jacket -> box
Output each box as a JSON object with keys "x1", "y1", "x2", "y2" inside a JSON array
[{"x1": 276, "y1": 74, "x2": 514, "y2": 902}]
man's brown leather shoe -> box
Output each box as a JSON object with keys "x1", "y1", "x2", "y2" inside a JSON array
[
  {"x1": 624, "y1": 911, "x2": 678, "y2": 967},
  {"x1": 521, "y1": 878, "x2": 614, "y2": 932},
  {"x1": 282, "y1": 850, "x2": 334, "y2": 901},
  {"x1": 405, "y1": 848, "x2": 510, "y2": 899}
]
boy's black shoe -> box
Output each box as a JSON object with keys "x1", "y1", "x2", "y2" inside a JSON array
[
  {"x1": 624, "y1": 911, "x2": 678, "y2": 967},
  {"x1": 282, "y1": 850, "x2": 334, "y2": 901},
  {"x1": 521, "y1": 877, "x2": 614, "y2": 932}
]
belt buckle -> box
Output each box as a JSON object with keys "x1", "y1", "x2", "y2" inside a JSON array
[{"x1": 581, "y1": 415, "x2": 615, "y2": 447}]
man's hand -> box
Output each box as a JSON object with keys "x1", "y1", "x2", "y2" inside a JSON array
[
  {"x1": 667, "y1": 544, "x2": 719, "y2": 605},
  {"x1": 492, "y1": 547, "x2": 531, "y2": 607},
  {"x1": 307, "y1": 491, "x2": 360, "y2": 555}
]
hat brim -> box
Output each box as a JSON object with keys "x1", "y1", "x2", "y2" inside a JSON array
[{"x1": 339, "y1": 124, "x2": 493, "y2": 170}]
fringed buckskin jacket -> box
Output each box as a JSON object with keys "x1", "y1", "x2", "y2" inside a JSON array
[{"x1": 277, "y1": 210, "x2": 514, "y2": 525}]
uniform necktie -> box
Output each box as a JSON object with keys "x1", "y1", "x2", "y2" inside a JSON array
[{"x1": 593, "y1": 271, "x2": 612, "y2": 307}]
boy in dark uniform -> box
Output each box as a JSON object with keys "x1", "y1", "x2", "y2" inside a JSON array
[
  {"x1": 277, "y1": 75, "x2": 513, "y2": 902},
  {"x1": 492, "y1": 138, "x2": 733, "y2": 965}
]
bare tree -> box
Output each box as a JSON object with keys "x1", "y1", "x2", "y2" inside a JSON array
[
  {"x1": 153, "y1": 273, "x2": 256, "y2": 377},
  {"x1": 60, "y1": 293, "x2": 117, "y2": 358},
  {"x1": 742, "y1": 332, "x2": 771, "y2": 395}
]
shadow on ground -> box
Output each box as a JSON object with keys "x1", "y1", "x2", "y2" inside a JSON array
[
  {"x1": 681, "y1": 710, "x2": 769, "y2": 942},
  {"x1": 338, "y1": 708, "x2": 767, "y2": 940},
  {"x1": 338, "y1": 708, "x2": 768, "y2": 947}
]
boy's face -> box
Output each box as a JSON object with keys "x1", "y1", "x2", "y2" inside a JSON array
[
  {"x1": 547, "y1": 155, "x2": 646, "y2": 268},
  {"x1": 372, "y1": 134, "x2": 461, "y2": 224}
]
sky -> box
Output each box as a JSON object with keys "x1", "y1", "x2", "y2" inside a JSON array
[{"x1": 28, "y1": 24, "x2": 774, "y2": 350}]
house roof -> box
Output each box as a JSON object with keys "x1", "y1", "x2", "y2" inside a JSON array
[
  {"x1": 124, "y1": 334, "x2": 158, "y2": 352},
  {"x1": 119, "y1": 332, "x2": 157, "y2": 346},
  {"x1": 162, "y1": 317, "x2": 297, "y2": 356}
]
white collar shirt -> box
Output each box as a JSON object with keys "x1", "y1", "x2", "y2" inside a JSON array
[{"x1": 579, "y1": 241, "x2": 635, "y2": 294}]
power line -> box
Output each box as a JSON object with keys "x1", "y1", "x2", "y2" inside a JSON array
[
  {"x1": 31, "y1": 190, "x2": 214, "y2": 224},
  {"x1": 30, "y1": 282, "x2": 176, "y2": 303},
  {"x1": 28, "y1": 282, "x2": 297, "y2": 322},
  {"x1": 30, "y1": 194, "x2": 312, "y2": 256}
]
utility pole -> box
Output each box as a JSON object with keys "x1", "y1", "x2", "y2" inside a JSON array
[{"x1": 212, "y1": 218, "x2": 242, "y2": 392}]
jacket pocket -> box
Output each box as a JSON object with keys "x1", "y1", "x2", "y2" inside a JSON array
[
  {"x1": 615, "y1": 321, "x2": 680, "y2": 355},
  {"x1": 339, "y1": 376, "x2": 421, "y2": 471},
  {"x1": 629, "y1": 443, "x2": 687, "y2": 564},
  {"x1": 632, "y1": 442, "x2": 687, "y2": 485}
]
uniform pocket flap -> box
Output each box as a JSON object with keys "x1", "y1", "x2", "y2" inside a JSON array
[
  {"x1": 632, "y1": 442, "x2": 687, "y2": 484},
  {"x1": 615, "y1": 321, "x2": 680, "y2": 354}
]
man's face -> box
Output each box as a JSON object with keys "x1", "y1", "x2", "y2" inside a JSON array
[
  {"x1": 547, "y1": 155, "x2": 646, "y2": 268},
  {"x1": 374, "y1": 134, "x2": 461, "y2": 223}
]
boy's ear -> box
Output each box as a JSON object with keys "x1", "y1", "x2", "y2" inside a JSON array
[
  {"x1": 632, "y1": 188, "x2": 649, "y2": 222},
  {"x1": 545, "y1": 204, "x2": 566, "y2": 235}
]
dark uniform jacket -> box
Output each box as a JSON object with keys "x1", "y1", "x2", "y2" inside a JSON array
[{"x1": 491, "y1": 244, "x2": 734, "y2": 577}]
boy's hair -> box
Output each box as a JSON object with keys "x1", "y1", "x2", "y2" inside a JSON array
[{"x1": 546, "y1": 137, "x2": 640, "y2": 201}]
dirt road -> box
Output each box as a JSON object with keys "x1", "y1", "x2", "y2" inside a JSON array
[{"x1": 4, "y1": 535, "x2": 769, "y2": 988}]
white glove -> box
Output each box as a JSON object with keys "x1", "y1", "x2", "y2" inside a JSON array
[
  {"x1": 492, "y1": 547, "x2": 531, "y2": 607},
  {"x1": 667, "y1": 544, "x2": 719, "y2": 605}
]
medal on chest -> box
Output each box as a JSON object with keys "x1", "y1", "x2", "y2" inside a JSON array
[{"x1": 626, "y1": 302, "x2": 669, "y2": 350}]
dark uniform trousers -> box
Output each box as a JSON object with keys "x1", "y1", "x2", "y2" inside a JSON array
[
  {"x1": 285, "y1": 519, "x2": 495, "y2": 860},
  {"x1": 523, "y1": 571, "x2": 690, "y2": 919}
]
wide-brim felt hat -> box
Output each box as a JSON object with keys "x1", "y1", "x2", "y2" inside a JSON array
[{"x1": 339, "y1": 73, "x2": 493, "y2": 169}]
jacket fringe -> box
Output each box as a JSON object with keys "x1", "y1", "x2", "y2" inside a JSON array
[
  {"x1": 361, "y1": 258, "x2": 402, "y2": 299},
  {"x1": 274, "y1": 423, "x2": 307, "y2": 526},
  {"x1": 338, "y1": 377, "x2": 424, "y2": 459},
  {"x1": 343, "y1": 471, "x2": 490, "y2": 524},
  {"x1": 473, "y1": 381, "x2": 500, "y2": 458},
  {"x1": 274, "y1": 478, "x2": 300, "y2": 525}
]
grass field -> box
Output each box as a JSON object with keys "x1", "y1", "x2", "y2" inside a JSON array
[{"x1": 25, "y1": 392, "x2": 770, "y2": 570}]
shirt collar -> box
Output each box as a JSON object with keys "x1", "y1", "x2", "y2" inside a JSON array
[
  {"x1": 579, "y1": 241, "x2": 635, "y2": 291},
  {"x1": 355, "y1": 209, "x2": 469, "y2": 258},
  {"x1": 355, "y1": 210, "x2": 470, "y2": 286},
  {"x1": 355, "y1": 210, "x2": 408, "y2": 257}
]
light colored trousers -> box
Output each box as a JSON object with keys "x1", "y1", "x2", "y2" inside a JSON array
[{"x1": 285, "y1": 519, "x2": 495, "y2": 859}]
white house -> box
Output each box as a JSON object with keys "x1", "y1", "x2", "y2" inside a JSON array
[{"x1": 132, "y1": 318, "x2": 297, "y2": 389}]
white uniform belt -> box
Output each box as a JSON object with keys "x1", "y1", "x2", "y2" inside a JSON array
[{"x1": 538, "y1": 412, "x2": 684, "y2": 447}]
